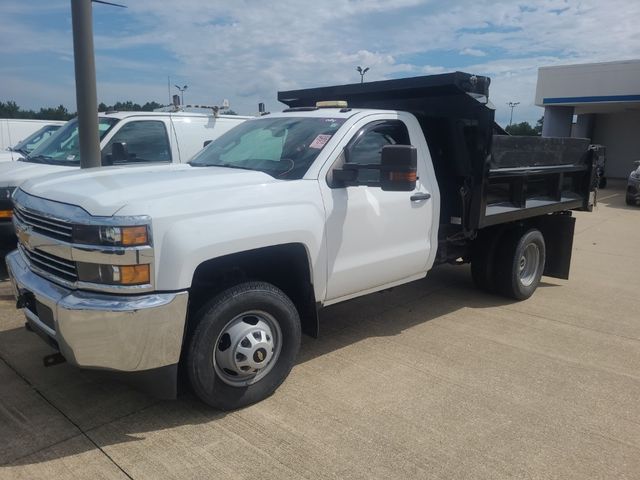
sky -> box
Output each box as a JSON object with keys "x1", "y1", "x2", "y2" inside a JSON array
[{"x1": 1, "y1": 0, "x2": 639, "y2": 126}]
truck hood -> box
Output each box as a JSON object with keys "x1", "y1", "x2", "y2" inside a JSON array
[
  {"x1": 0, "y1": 160, "x2": 72, "y2": 187},
  {"x1": 20, "y1": 164, "x2": 280, "y2": 216}
]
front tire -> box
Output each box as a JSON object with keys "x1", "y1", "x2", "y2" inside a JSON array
[
  {"x1": 186, "y1": 281, "x2": 301, "y2": 410},
  {"x1": 495, "y1": 229, "x2": 546, "y2": 300}
]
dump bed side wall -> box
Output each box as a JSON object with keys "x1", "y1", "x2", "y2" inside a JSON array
[{"x1": 477, "y1": 136, "x2": 596, "y2": 228}]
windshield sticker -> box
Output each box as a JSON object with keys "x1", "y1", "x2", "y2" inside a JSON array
[
  {"x1": 66, "y1": 155, "x2": 76, "y2": 160},
  {"x1": 310, "y1": 134, "x2": 332, "y2": 149}
]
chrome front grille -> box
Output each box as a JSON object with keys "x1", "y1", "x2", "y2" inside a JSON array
[
  {"x1": 18, "y1": 244, "x2": 78, "y2": 283},
  {"x1": 13, "y1": 206, "x2": 73, "y2": 241}
]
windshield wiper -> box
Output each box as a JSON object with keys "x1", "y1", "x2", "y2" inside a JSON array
[
  {"x1": 22, "y1": 154, "x2": 78, "y2": 166},
  {"x1": 189, "y1": 162, "x2": 257, "y2": 171}
]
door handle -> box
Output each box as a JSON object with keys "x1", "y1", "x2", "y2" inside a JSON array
[{"x1": 410, "y1": 192, "x2": 431, "y2": 202}]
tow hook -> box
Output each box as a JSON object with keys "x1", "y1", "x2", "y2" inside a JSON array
[{"x1": 43, "y1": 353, "x2": 66, "y2": 368}]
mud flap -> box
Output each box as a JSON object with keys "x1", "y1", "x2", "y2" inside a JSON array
[{"x1": 537, "y1": 213, "x2": 576, "y2": 280}]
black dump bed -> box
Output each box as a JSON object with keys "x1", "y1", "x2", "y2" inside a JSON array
[{"x1": 278, "y1": 72, "x2": 597, "y2": 235}]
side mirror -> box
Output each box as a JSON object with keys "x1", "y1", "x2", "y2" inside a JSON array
[
  {"x1": 111, "y1": 142, "x2": 129, "y2": 163},
  {"x1": 203, "y1": 140, "x2": 212, "y2": 148},
  {"x1": 332, "y1": 167, "x2": 358, "y2": 183},
  {"x1": 380, "y1": 145, "x2": 417, "y2": 191}
]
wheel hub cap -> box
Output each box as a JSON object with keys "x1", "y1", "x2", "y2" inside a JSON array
[
  {"x1": 519, "y1": 243, "x2": 540, "y2": 287},
  {"x1": 214, "y1": 311, "x2": 281, "y2": 387}
]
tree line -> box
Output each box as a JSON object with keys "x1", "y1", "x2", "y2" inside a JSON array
[
  {"x1": 505, "y1": 117, "x2": 544, "y2": 136},
  {"x1": 1, "y1": 100, "x2": 237, "y2": 120},
  {"x1": 0, "y1": 101, "x2": 75, "y2": 121}
]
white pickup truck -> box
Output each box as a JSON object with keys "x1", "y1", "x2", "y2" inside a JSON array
[
  {"x1": 0, "y1": 111, "x2": 250, "y2": 234},
  {"x1": 6, "y1": 73, "x2": 597, "y2": 409}
]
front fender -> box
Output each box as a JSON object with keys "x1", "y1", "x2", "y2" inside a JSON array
[{"x1": 153, "y1": 202, "x2": 327, "y2": 300}]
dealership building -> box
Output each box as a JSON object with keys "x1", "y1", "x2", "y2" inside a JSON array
[{"x1": 535, "y1": 59, "x2": 640, "y2": 178}]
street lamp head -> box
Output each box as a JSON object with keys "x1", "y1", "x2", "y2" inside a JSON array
[
  {"x1": 356, "y1": 66, "x2": 362, "y2": 73},
  {"x1": 363, "y1": 67, "x2": 370, "y2": 74}
]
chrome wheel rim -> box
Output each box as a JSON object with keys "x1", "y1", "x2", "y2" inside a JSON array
[
  {"x1": 519, "y1": 243, "x2": 540, "y2": 287},
  {"x1": 213, "y1": 311, "x2": 282, "y2": 387}
]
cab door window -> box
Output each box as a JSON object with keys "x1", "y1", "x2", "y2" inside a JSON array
[
  {"x1": 346, "y1": 120, "x2": 410, "y2": 182},
  {"x1": 103, "y1": 120, "x2": 171, "y2": 164}
]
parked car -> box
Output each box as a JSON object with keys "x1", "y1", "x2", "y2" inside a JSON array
[
  {"x1": 6, "y1": 72, "x2": 597, "y2": 409},
  {"x1": 0, "y1": 124, "x2": 63, "y2": 162},
  {"x1": 0, "y1": 119, "x2": 66, "y2": 151},
  {"x1": 0, "y1": 111, "x2": 251, "y2": 234},
  {"x1": 626, "y1": 160, "x2": 640, "y2": 206}
]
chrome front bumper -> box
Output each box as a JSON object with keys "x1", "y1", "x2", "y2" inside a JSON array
[{"x1": 6, "y1": 249, "x2": 188, "y2": 372}]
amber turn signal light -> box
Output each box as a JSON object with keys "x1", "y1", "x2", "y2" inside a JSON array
[{"x1": 119, "y1": 265, "x2": 150, "y2": 285}]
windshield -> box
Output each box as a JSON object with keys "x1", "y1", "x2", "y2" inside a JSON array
[
  {"x1": 189, "y1": 116, "x2": 346, "y2": 179},
  {"x1": 12, "y1": 125, "x2": 62, "y2": 154},
  {"x1": 25, "y1": 117, "x2": 119, "y2": 165}
]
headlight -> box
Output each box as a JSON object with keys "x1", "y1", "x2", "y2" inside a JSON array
[
  {"x1": 0, "y1": 187, "x2": 15, "y2": 200},
  {"x1": 0, "y1": 187, "x2": 16, "y2": 219},
  {"x1": 77, "y1": 263, "x2": 150, "y2": 285},
  {"x1": 73, "y1": 224, "x2": 149, "y2": 246}
]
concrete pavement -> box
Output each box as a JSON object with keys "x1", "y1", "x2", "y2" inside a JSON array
[{"x1": 0, "y1": 186, "x2": 639, "y2": 479}]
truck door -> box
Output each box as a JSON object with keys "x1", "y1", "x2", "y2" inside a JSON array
[{"x1": 320, "y1": 118, "x2": 434, "y2": 302}]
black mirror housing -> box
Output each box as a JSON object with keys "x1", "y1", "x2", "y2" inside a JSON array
[
  {"x1": 380, "y1": 145, "x2": 417, "y2": 191},
  {"x1": 111, "y1": 142, "x2": 129, "y2": 163},
  {"x1": 203, "y1": 140, "x2": 212, "y2": 148},
  {"x1": 333, "y1": 168, "x2": 358, "y2": 184}
]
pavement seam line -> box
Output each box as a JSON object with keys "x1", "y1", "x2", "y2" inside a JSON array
[
  {"x1": 0, "y1": 355, "x2": 135, "y2": 479},
  {"x1": 0, "y1": 432, "x2": 84, "y2": 467}
]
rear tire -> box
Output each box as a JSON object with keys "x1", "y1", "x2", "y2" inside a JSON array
[
  {"x1": 186, "y1": 281, "x2": 301, "y2": 410},
  {"x1": 495, "y1": 229, "x2": 546, "y2": 300}
]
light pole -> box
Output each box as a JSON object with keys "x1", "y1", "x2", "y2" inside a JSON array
[
  {"x1": 356, "y1": 66, "x2": 369, "y2": 84},
  {"x1": 70, "y1": 0, "x2": 125, "y2": 169},
  {"x1": 507, "y1": 101, "x2": 520, "y2": 126},
  {"x1": 174, "y1": 84, "x2": 188, "y2": 105}
]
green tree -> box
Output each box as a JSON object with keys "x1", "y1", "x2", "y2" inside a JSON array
[
  {"x1": 534, "y1": 116, "x2": 543, "y2": 135},
  {"x1": 505, "y1": 121, "x2": 537, "y2": 136},
  {"x1": 98, "y1": 100, "x2": 165, "y2": 112},
  {"x1": 37, "y1": 105, "x2": 73, "y2": 121},
  {"x1": 0, "y1": 101, "x2": 22, "y2": 118}
]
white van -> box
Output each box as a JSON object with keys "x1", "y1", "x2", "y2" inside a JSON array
[
  {"x1": 0, "y1": 124, "x2": 64, "y2": 162},
  {"x1": 0, "y1": 119, "x2": 66, "y2": 152},
  {"x1": 0, "y1": 111, "x2": 250, "y2": 232}
]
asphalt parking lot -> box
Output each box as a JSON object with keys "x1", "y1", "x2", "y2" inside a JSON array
[{"x1": 0, "y1": 184, "x2": 639, "y2": 480}]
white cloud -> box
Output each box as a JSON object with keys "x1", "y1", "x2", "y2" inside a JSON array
[{"x1": 459, "y1": 48, "x2": 487, "y2": 57}]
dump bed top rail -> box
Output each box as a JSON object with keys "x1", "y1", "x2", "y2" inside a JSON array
[{"x1": 278, "y1": 72, "x2": 491, "y2": 110}]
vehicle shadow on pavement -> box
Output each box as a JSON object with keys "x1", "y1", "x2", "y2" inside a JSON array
[{"x1": 0, "y1": 262, "x2": 528, "y2": 468}]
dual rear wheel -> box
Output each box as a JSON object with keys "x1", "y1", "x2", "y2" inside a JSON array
[{"x1": 472, "y1": 228, "x2": 546, "y2": 300}]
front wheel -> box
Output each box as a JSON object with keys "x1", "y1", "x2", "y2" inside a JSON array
[
  {"x1": 186, "y1": 281, "x2": 301, "y2": 410},
  {"x1": 495, "y1": 229, "x2": 546, "y2": 300}
]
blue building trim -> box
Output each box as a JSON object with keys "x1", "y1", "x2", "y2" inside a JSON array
[{"x1": 543, "y1": 94, "x2": 640, "y2": 104}]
